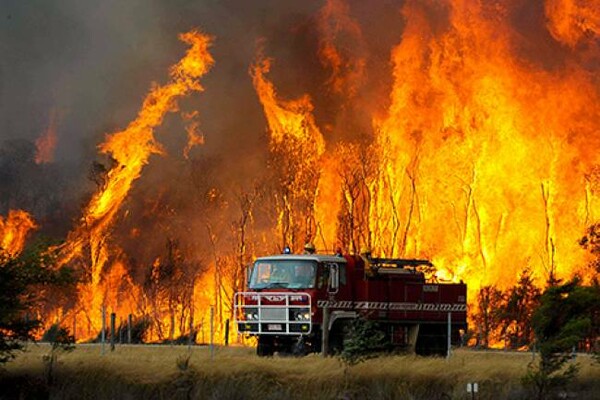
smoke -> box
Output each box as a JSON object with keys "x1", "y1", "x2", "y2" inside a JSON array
[{"x1": 1, "y1": 0, "x2": 598, "y2": 252}]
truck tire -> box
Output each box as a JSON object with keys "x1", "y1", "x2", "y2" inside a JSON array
[
  {"x1": 257, "y1": 336, "x2": 274, "y2": 357},
  {"x1": 415, "y1": 324, "x2": 447, "y2": 356},
  {"x1": 328, "y1": 322, "x2": 348, "y2": 355}
]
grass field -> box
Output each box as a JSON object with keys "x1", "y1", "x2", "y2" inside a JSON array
[{"x1": 1, "y1": 344, "x2": 599, "y2": 399}]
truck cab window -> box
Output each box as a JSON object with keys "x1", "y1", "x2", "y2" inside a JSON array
[{"x1": 249, "y1": 260, "x2": 317, "y2": 289}]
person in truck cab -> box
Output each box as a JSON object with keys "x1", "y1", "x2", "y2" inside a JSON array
[
  {"x1": 294, "y1": 263, "x2": 315, "y2": 288},
  {"x1": 303, "y1": 242, "x2": 316, "y2": 254}
]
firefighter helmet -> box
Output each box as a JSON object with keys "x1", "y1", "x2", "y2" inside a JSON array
[{"x1": 303, "y1": 242, "x2": 316, "y2": 254}]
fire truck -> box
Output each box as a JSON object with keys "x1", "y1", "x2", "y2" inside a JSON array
[{"x1": 234, "y1": 250, "x2": 467, "y2": 356}]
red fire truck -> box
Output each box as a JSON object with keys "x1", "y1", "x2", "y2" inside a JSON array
[{"x1": 234, "y1": 250, "x2": 467, "y2": 356}]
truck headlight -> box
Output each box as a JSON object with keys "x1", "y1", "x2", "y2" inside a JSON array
[
  {"x1": 245, "y1": 308, "x2": 258, "y2": 320},
  {"x1": 293, "y1": 310, "x2": 311, "y2": 321}
]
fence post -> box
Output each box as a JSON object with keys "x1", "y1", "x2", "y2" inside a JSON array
[
  {"x1": 188, "y1": 308, "x2": 194, "y2": 350},
  {"x1": 127, "y1": 314, "x2": 132, "y2": 344},
  {"x1": 210, "y1": 306, "x2": 215, "y2": 360},
  {"x1": 224, "y1": 319, "x2": 229, "y2": 346},
  {"x1": 110, "y1": 312, "x2": 116, "y2": 352},
  {"x1": 101, "y1": 306, "x2": 106, "y2": 355}
]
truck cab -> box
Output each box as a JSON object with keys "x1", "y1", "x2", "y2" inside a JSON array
[{"x1": 235, "y1": 254, "x2": 344, "y2": 355}]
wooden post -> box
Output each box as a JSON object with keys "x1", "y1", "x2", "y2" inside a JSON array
[
  {"x1": 101, "y1": 306, "x2": 106, "y2": 355},
  {"x1": 188, "y1": 310, "x2": 194, "y2": 350},
  {"x1": 110, "y1": 312, "x2": 116, "y2": 352},
  {"x1": 224, "y1": 319, "x2": 229, "y2": 346},
  {"x1": 127, "y1": 314, "x2": 132, "y2": 344},
  {"x1": 210, "y1": 306, "x2": 214, "y2": 359}
]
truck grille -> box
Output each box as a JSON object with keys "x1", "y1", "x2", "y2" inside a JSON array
[
  {"x1": 261, "y1": 307, "x2": 286, "y2": 321},
  {"x1": 234, "y1": 292, "x2": 313, "y2": 335}
]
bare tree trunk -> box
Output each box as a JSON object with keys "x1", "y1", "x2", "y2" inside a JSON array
[{"x1": 541, "y1": 182, "x2": 556, "y2": 284}]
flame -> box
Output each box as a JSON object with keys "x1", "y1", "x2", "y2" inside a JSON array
[
  {"x1": 9, "y1": 2, "x2": 599, "y2": 347},
  {"x1": 366, "y1": 0, "x2": 600, "y2": 296},
  {"x1": 317, "y1": 0, "x2": 366, "y2": 97},
  {"x1": 545, "y1": 0, "x2": 600, "y2": 47},
  {"x1": 0, "y1": 210, "x2": 37, "y2": 256},
  {"x1": 35, "y1": 109, "x2": 59, "y2": 164},
  {"x1": 251, "y1": 56, "x2": 326, "y2": 250},
  {"x1": 254, "y1": 0, "x2": 600, "y2": 335},
  {"x1": 182, "y1": 111, "x2": 205, "y2": 159},
  {"x1": 56, "y1": 30, "x2": 214, "y2": 340}
]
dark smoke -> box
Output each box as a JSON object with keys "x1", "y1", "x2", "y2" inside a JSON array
[{"x1": 1, "y1": 0, "x2": 596, "y2": 262}]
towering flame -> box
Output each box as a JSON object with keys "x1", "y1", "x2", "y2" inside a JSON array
[
  {"x1": 56, "y1": 30, "x2": 214, "y2": 338},
  {"x1": 254, "y1": 0, "x2": 600, "y2": 307},
  {"x1": 0, "y1": 210, "x2": 37, "y2": 257},
  {"x1": 251, "y1": 57, "x2": 326, "y2": 250},
  {"x1": 61, "y1": 31, "x2": 214, "y2": 281},
  {"x1": 368, "y1": 0, "x2": 600, "y2": 295},
  {"x1": 7, "y1": 1, "x2": 599, "y2": 346}
]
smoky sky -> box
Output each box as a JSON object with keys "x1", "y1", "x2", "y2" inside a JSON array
[
  {"x1": 1, "y1": 0, "x2": 594, "y2": 240},
  {"x1": 0, "y1": 0, "x2": 406, "y2": 222},
  {"x1": 0, "y1": 0, "x2": 324, "y2": 165}
]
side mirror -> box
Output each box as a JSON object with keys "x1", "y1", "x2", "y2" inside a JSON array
[
  {"x1": 246, "y1": 265, "x2": 253, "y2": 288},
  {"x1": 328, "y1": 263, "x2": 339, "y2": 294}
]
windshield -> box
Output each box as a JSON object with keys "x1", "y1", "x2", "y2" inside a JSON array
[{"x1": 249, "y1": 260, "x2": 317, "y2": 289}]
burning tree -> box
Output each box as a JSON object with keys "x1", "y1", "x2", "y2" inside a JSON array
[
  {"x1": 1, "y1": 0, "x2": 600, "y2": 349},
  {"x1": 252, "y1": 57, "x2": 326, "y2": 252}
]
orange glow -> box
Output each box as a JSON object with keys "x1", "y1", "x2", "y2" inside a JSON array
[
  {"x1": 251, "y1": 56, "x2": 326, "y2": 250},
  {"x1": 35, "y1": 109, "x2": 59, "y2": 164},
  {"x1": 545, "y1": 0, "x2": 600, "y2": 47},
  {"x1": 0, "y1": 210, "x2": 37, "y2": 257},
  {"x1": 365, "y1": 0, "x2": 600, "y2": 297},
  {"x1": 317, "y1": 0, "x2": 366, "y2": 97},
  {"x1": 56, "y1": 30, "x2": 214, "y2": 340},
  {"x1": 253, "y1": 0, "x2": 600, "y2": 346},
  {"x1": 182, "y1": 111, "x2": 205, "y2": 159},
  {"x1": 10, "y1": 2, "x2": 599, "y2": 347}
]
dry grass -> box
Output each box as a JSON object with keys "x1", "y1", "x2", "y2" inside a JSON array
[{"x1": 1, "y1": 344, "x2": 599, "y2": 399}]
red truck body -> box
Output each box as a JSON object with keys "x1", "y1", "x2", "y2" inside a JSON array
[{"x1": 235, "y1": 252, "x2": 467, "y2": 356}]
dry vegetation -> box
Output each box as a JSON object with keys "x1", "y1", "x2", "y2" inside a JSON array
[{"x1": 1, "y1": 344, "x2": 599, "y2": 399}]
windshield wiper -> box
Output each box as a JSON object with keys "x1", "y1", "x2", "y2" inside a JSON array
[{"x1": 264, "y1": 282, "x2": 289, "y2": 288}]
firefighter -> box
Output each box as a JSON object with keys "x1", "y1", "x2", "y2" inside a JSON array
[
  {"x1": 294, "y1": 263, "x2": 315, "y2": 287},
  {"x1": 303, "y1": 242, "x2": 316, "y2": 254}
]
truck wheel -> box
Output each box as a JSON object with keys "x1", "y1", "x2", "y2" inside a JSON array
[
  {"x1": 257, "y1": 336, "x2": 274, "y2": 357},
  {"x1": 291, "y1": 339, "x2": 308, "y2": 356},
  {"x1": 328, "y1": 325, "x2": 345, "y2": 355},
  {"x1": 415, "y1": 325, "x2": 447, "y2": 356}
]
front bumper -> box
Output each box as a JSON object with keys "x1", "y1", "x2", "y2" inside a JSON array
[{"x1": 234, "y1": 292, "x2": 312, "y2": 335}]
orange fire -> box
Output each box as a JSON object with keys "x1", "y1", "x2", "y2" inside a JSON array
[
  {"x1": 0, "y1": 210, "x2": 37, "y2": 257},
  {"x1": 545, "y1": 0, "x2": 600, "y2": 47},
  {"x1": 254, "y1": 0, "x2": 600, "y2": 311},
  {"x1": 35, "y1": 109, "x2": 59, "y2": 164},
  {"x1": 56, "y1": 30, "x2": 214, "y2": 340},
  {"x1": 9, "y1": 1, "x2": 599, "y2": 347},
  {"x1": 251, "y1": 56, "x2": 326, "y2": 250},
  {"x1": 182, "y1": 111, "x2": 205, "y2": 159}
]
